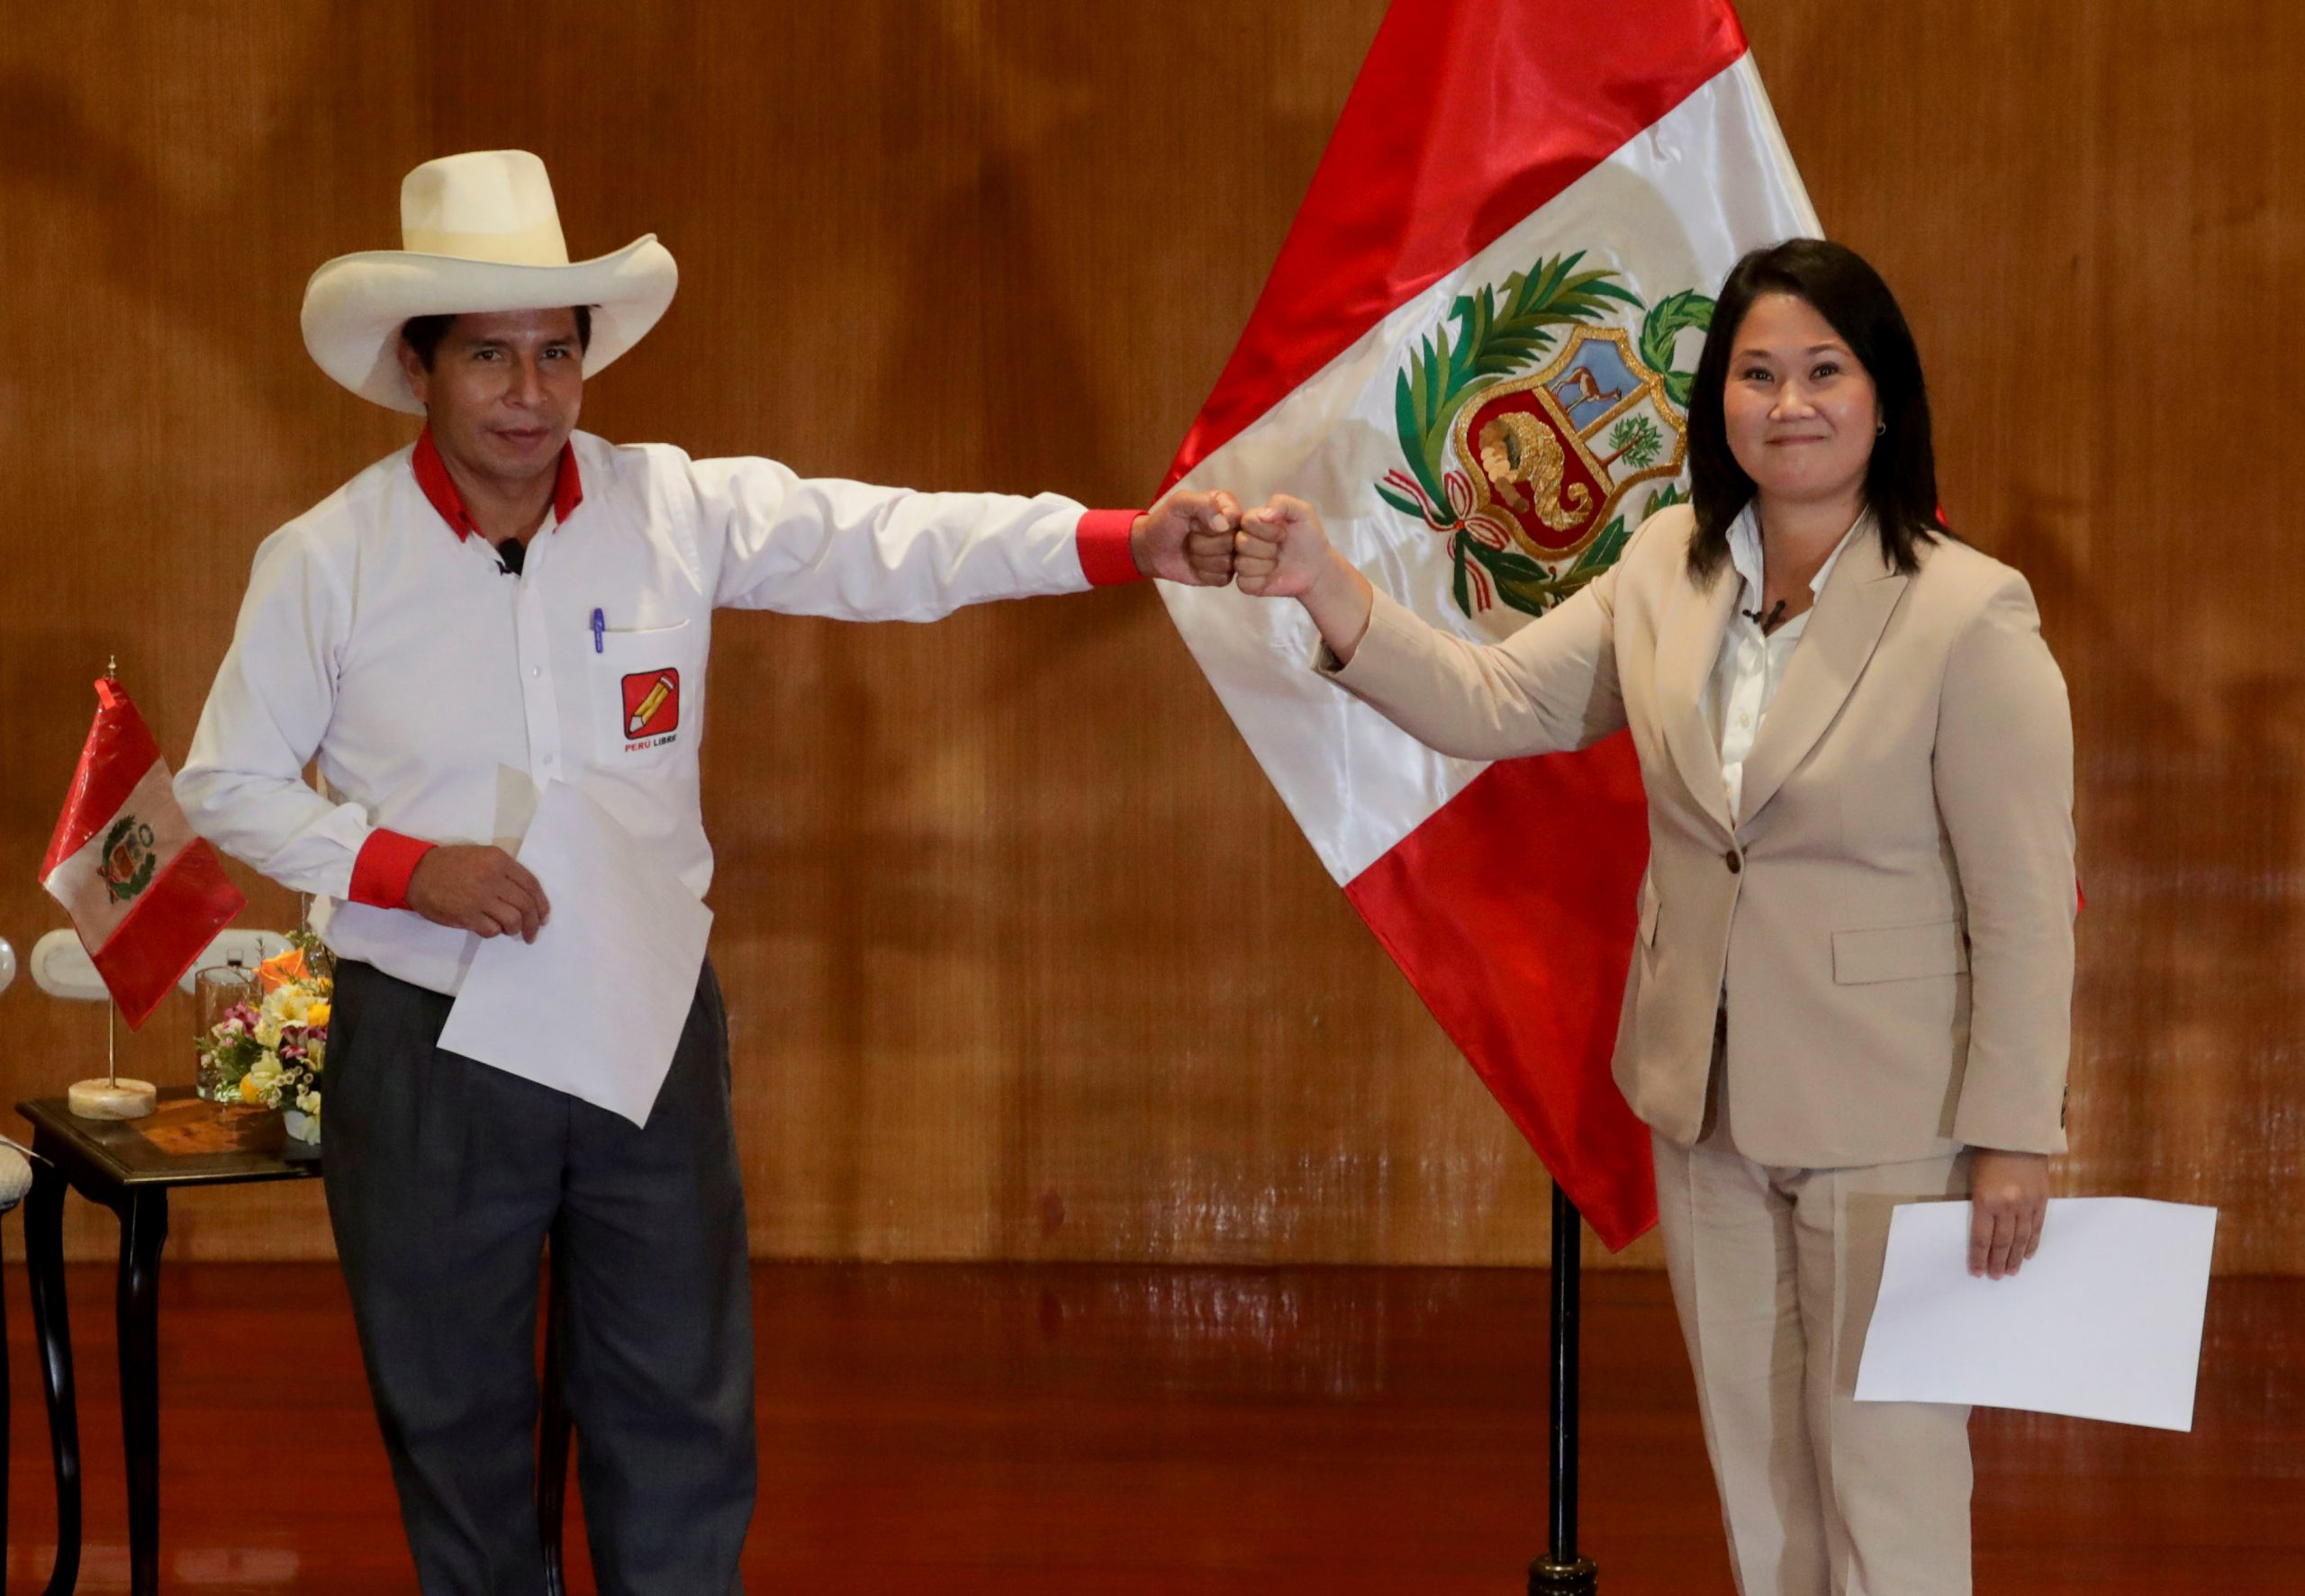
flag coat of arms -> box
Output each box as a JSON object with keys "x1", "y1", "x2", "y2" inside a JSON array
[
  {"x1": 41, "y1": 678, "x2": 245, "y2": 1029},
  {"x1": 1160, "y1": 0, "x2": 1818, "y2": 1249}
]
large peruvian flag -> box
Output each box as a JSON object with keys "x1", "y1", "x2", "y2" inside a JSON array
[
  {"x1": 41, "y1": 678, "x2": 244, "y2": 1029},
  {"x1": 1160, "y1": 0, "x2": 1817, "y2": 1249}
]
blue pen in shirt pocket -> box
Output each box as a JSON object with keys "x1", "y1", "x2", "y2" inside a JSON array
[{"x1": 586, "y1": 609, "x2": 696, "y2": 763}]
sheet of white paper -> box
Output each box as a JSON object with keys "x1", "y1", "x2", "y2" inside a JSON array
[
  {"x1": 438, "y1": 781, "x2": 712, "y2": 1128},
  {"x1": 1854, "y1": 1197, "x2": 2217, "y2": 1431}
]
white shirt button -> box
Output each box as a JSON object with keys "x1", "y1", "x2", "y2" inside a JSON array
[
  {"x1": 530, "y1": 665, "x2": 542, "y2": 679},
  {"x1": 1738, "y1": 712, "x2": 1752, "y2": 728}
]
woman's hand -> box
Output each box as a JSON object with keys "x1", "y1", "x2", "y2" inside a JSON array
[
  {"x1": 1968, "y1": 1149, "x2": 2050, "y2": 1279},
  {"x1": 1234, "y1": 494, "x2": 1333, "y2": 599},
  {"x1": 1236, "y1": 494, "x2": 1377, "y2": 663}
]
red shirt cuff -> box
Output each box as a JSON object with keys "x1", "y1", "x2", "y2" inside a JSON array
[
  {"x1": 1077, "y1": 509, "x2": 1145, "y2": 586},
  {"x1": 349, "y1": 829, "x2": 437, "y2": 911}
]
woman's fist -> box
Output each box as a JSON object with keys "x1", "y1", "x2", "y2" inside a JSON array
[{"x1": 1234, "y1": 495, "x2": 1333, "y2": 600}]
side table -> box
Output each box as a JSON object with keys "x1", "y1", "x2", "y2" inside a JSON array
[{"x1": 17, "y1": 1089, "x2": 575, "y2": 1595}]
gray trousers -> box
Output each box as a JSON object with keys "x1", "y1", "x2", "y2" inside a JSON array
[{"x1": 324, "y1": 958, "x2": 755, "y2": 1595}]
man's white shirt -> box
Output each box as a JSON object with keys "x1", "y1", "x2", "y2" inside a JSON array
[{"x1": 177, "y1": 430, "x2": 1129, "y2": 995}]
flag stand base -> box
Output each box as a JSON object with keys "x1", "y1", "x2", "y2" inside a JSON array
[
  {"x1": 68, "y1": 1078, "x2": 156, "y2": 1119},
  {"x1": 1528, "y1": 1555, "x2": 1598, "y2": 1594}
]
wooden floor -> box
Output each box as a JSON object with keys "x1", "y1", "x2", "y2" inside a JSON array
[{"x1": 0, "y1": 1262, "x2": 2291, "y2": 1592}]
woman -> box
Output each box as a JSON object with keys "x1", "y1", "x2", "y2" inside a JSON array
[{"x1": 1232, "y1": 239, "x2": 2074, "y2": 1596}]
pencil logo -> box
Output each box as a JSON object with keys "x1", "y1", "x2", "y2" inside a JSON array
[{"x1": 620, "y1": 669, "x2": 681, "y2": 740}]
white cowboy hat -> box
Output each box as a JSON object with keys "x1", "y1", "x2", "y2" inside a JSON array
[{"x1": 300, "y1": 149, "x2": 677, "y2": 413}]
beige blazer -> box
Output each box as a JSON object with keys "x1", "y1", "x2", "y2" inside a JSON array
[{"x1": 1324, "y1": 504, "x2": 2074, "y2": 1166}]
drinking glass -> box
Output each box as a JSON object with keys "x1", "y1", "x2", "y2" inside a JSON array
[{"x1": 194, "y1": 964, "x2": 260, "y2": 1102}]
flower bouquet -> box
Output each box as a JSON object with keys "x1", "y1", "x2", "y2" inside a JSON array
[{"x1": 195, "y1": 931, "x2": 332, "y2": 1143}]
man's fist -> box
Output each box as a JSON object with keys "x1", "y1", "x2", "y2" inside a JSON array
[
  {"x1": 1234, "y1": 494, "x2": 1334, "y2": 599},
  {"x1": 407, "y1": 844, "x2": 551, "y2": 942},
  {"x1": 1132, "y1": 488, "x2": 1241, "y2": 586}
]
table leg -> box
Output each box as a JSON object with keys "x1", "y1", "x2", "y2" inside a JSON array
[
  {"x1": 116, "y1": 1190, "x2": 168, "y2": 1596},
  {"x1": 25, "y1": 1151, "x2": 80, "y2": 1596}
]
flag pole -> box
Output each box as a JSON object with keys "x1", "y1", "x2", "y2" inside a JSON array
[
  {"x1": 65, "y1": 654, "x2": 158, "y2": 1122},
  {"x1": 67, "y1": 952, "x2": 157, "y2": 1126},
  {"x1": 1528, "y1": 1186, "x2": 1597, "y2": 1594}
]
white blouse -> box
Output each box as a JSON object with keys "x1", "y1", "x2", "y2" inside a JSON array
[{"x1": 1704, "y1": 506, "x2": 1863, "y2": 822}]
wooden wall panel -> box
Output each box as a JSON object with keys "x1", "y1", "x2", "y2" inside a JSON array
[{"x1": 0, "y1": 2, "x2": 2296, "y2": 1272}]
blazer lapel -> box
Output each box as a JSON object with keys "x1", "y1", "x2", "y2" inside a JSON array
[
  {"x1": 1654, "y1": 550, "x2": 1741, "y2": 835},
  {"x1": 1734, "y1": 528, "x2": 1910, "y2": 827}
]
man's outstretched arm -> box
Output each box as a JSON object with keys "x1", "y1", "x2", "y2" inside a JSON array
[{"x1": 674, "y1": 449, "x2": 1235, "y2": 618}]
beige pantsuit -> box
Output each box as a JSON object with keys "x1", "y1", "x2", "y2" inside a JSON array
[
  {"x1": 1658, "y1": 1037, "x2": 1975, "y2": 1595},
  {"x1": 1319, "y1": 505, "x2": 2075, "y2": 1595}
]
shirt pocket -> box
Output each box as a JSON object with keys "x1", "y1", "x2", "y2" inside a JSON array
[
  {"x1": 587, "y1": 618, "x2": 700, "y2": 768},
  {"x1": 1830, "y1": 917, "x2": 1969, "y2": 985}
]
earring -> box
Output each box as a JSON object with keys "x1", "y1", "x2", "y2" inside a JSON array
[{"x1": 1876, "y1": 419, "x2": 1887, "y2": 437}]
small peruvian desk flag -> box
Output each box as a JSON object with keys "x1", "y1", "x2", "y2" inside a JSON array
[
  {"x1": 1159, "y1": 0, "x2": 1816, "y2": 1249},
  {"x1": 41, "y1": 676, "x2": 244, "y2": 1029}
]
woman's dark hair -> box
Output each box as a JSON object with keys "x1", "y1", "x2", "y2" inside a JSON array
[
  {"x1": 1683, "y1": 239, "x2": 1944, "y2": 582},
  {"x1": 400, "y1": 304, "x2": 593, "y2": 371}
]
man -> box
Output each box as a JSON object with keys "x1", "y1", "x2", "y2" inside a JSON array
[{"x1": 177, "y1": 149, "x2": 1236, "y2": 1594}]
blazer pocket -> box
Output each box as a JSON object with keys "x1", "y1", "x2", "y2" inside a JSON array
[{"x1": 1831, "y1": 918, "x2": 1968, "y2": 985}]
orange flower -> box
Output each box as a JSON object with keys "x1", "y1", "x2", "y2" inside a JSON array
[{"x1": 256, "y1": 948, "x2": 309, "y2": 994}]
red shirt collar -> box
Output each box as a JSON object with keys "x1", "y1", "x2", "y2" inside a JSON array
[{"x1": 411, "y1": 427, "x2": 584, "y2": 541}]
